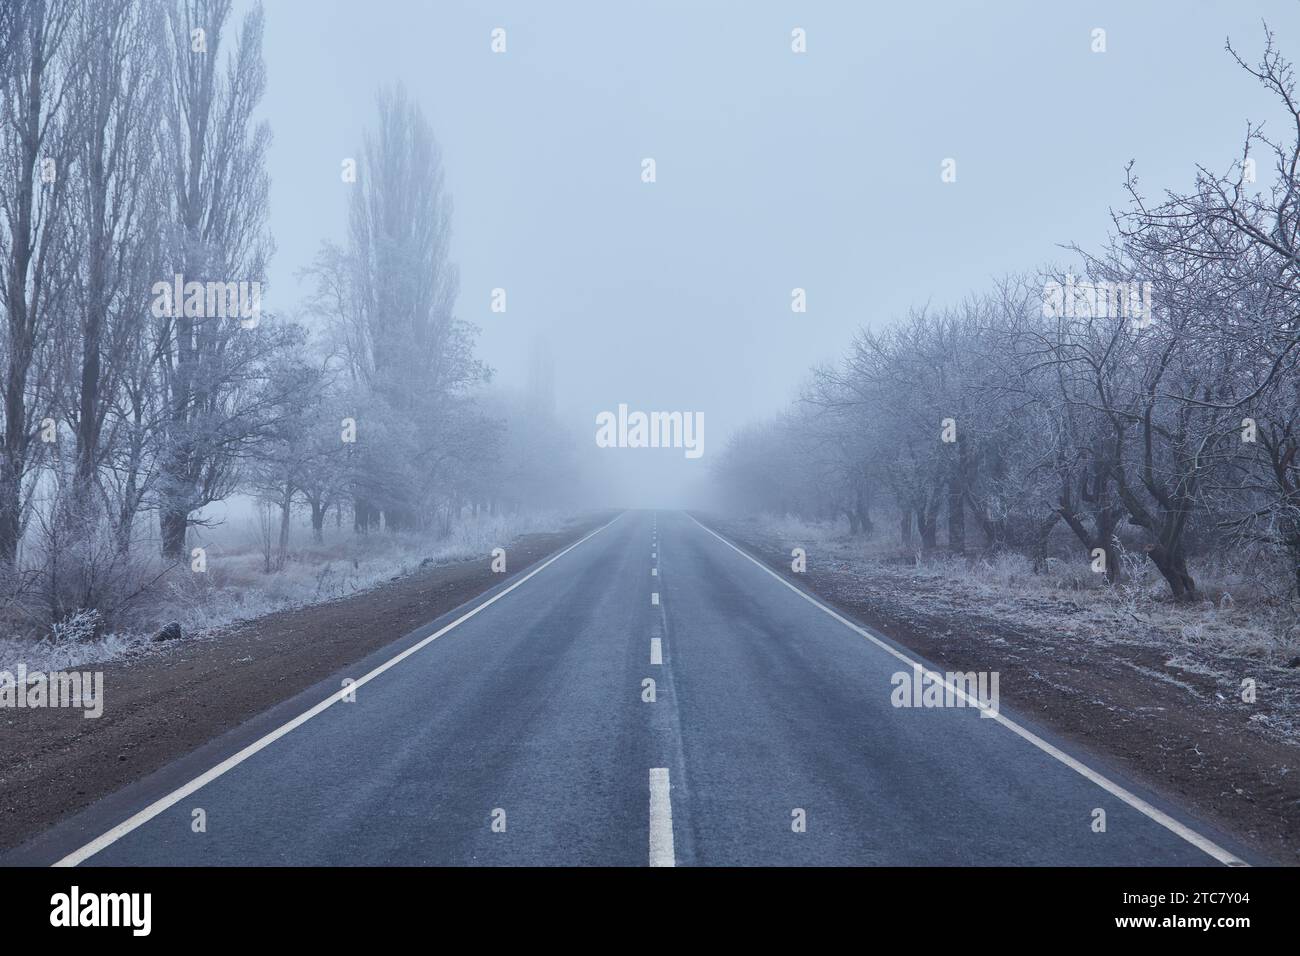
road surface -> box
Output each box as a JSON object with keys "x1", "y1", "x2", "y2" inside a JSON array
[{"x1": 7, "y1": 511, "x2": 1249, "y2": 866}]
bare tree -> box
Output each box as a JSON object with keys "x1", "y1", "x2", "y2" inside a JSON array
[
  {"x1": 0, "y1": 0, "x2": 81, "y2": 564},
  {"x1": 155, "y1": 0, "x2": 274, "y2": 559},
  {"x1": 304, "y1": 84, "x2": 487, "y2": 535}
]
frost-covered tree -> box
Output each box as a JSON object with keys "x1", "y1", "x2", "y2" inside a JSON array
[
  {"x1": 154, "y1": 0, "x2": 277, "y2": 559},
  {"x1": 304, "y1": 84, "x2": 488, "y2": 534},
  {"x1": 0, "y1": 0, "x2": 81, "y2": 564}
]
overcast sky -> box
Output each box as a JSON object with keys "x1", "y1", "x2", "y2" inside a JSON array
[{"x1": 245, "y1": 0, "x2": 1300, "y2": 506}]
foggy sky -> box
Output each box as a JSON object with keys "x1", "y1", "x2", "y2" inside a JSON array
[{"x1": 247, "y1": 0, "x2": 1300, "y2": 507}]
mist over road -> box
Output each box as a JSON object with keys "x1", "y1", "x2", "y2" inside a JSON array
[{"x1": 19, "y1": 512, "x2": 1245, "y2": 866}]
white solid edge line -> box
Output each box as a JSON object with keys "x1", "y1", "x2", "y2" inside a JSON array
[
  {"x1": 649, "y1": 768, "x2": 675, "y2": 867},
  {"x1": 688, "y1": 515, "x2": 1246, "y2": 867},
  {"x1": 53, "y1": 512, "x2": 626, "y2": 868},
  {"x1": 651, "y1": 637, "x2": 663, "y2": 665}
]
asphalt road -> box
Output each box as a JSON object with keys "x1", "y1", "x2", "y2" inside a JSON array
[{"x1": 7, "y1": 511, "x2": 1250, "y2": 866}]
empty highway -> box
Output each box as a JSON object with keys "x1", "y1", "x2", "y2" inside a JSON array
[{"x1": 7, "y1": 511, "x2": 1249, "y2": 866}]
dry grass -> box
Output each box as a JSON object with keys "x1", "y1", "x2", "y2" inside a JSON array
[
  {"x1": 0, "y1": 510, "x2": 571, "y2": 673},
  {"x1": 747, "y1": 513, "x2": 1300, "y2": 666}
]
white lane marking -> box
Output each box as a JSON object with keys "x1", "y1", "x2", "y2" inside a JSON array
[
  {"x1": 688, "y1": 515, "x2": 1246, "y2": 867},
  {"x1": 53, "y1": 514, "x2": 626, "y2": 868},
  {"x1": 652, "y1": 552, "x2": 657, "y2": 559},
  {"x1": 651, "y1": 637, "x2": 663, "y2": 665},
  {"x1": 649, "y1": 768, "x2": 675, "y2": 867},
  {"x1": 651, "y1": 568, "x2": 658, "y2": 576},
  {"x1": 651, "y1": 592, "x2": 660, "y2": 606}
]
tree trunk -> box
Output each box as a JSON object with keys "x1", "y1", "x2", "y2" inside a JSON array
[
  {"x1": 1100, "y1": 543, "x2": 1119, "y2": 585},
  {"x1": 917, "y1": 509, "x2": 937, "y2": 552},
  {"x1": 311, "y1": 500, "x2": 326, "y2": 544},
  {"x1": 1147, "y1": 544, "x2": 1198, "y2": 601},
  {"x1": 0, "y1": 455, "x2": 23, "y2": 565},
  {"x1": 277, "y1": 485, "x2": 292, "y2": 568},
  {"x1": 354, "y1": 496, "x2": 377, "y2": 533},
  {"x1": 947, "y1": 478, "x2": 964, "y2": 554},
  {"x1": 854, "y1": 486, "x2": 873, "y2": 538},
  {"x1": 161, "y1": 507, "x2": 187, "y2": 562}
]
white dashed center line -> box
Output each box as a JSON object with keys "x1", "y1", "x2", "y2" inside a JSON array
[{"x1": 649, "y1": 768, "x2": 675, "y2": 867}]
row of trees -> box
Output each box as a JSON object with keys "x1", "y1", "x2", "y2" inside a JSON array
[
  {"x1": 0, "y1": 0, "x2": 576, "y2": 631},
  {"x1": 716, "y1": 28, "x2": 1300, "y2": 602}
]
